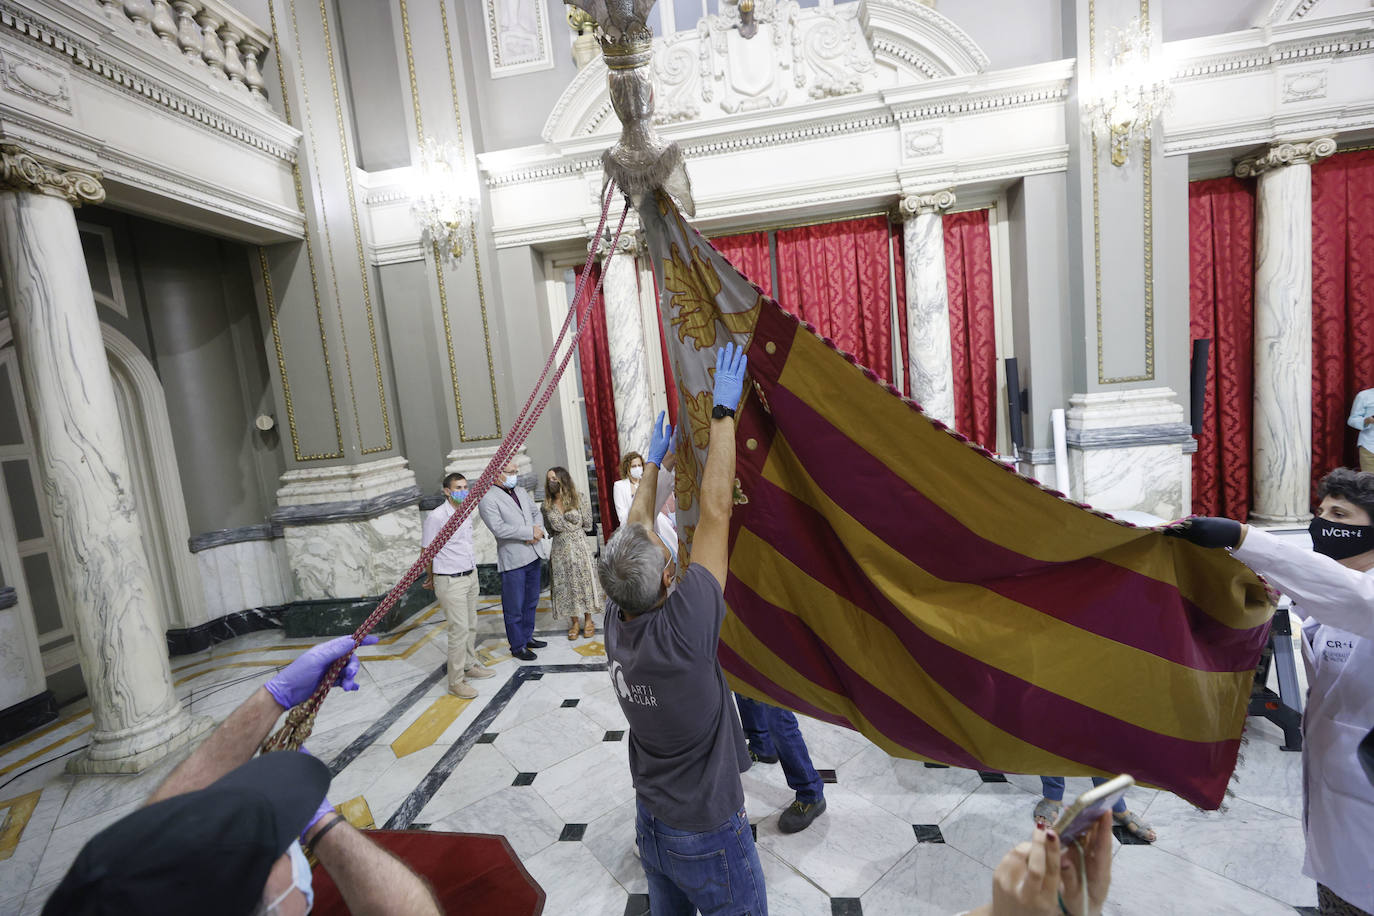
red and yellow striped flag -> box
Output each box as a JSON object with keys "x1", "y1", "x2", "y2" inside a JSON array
[{"x1": 642, "y1": 195, "x2": 1273, "y2": 810}]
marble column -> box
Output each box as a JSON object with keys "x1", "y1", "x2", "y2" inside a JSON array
[
  {"x1": 0, "y1": 145, "x2": 207, "y2": 772},
  {"x1": 1236, "y1": 138, "x2": 1335, "y2": 523},
  {"x1": 899, "y1": 190, "x2": 957, "y2": 427},
  {"x1": 598, "y1": 229, "x2": 657, "y2": 457}
]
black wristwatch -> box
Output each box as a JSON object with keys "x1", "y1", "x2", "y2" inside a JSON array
[{"x1": 711, "y1": 404, "x2": 736, "y2": 421}]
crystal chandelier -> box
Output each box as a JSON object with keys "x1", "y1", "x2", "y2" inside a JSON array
[
  {"x1": 411, "y1": 137, "x2": 479, "y2": 261},
  {"x1": 1082, "y1": 19, "x2": 1171, "y2": 167}
]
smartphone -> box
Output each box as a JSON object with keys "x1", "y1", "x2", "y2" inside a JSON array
[{"x1": 1053, "y1": 774, "x2": 1133, "y2": 843}]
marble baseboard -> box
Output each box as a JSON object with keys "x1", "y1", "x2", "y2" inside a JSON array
[
  {"x1": 1069, "y1": 442, "x2": 1186, "y2": 521},
  {"x1": 187, "y1": 523, "x2": 282, "y2": 553},
  {"x1": 1065, "y1": 423, "x2": 1195, "y2": 451},
  {"x1": 477, "y1": 561, "x2": 550, "y2": 598},
  {"x1": 0, "y1": 690, "x2": 58, "y2": 745},
  {"x1": 271, "y1": 485, "x2": 423, "y2": 527},
  {"x1": 282, "y1": 580, "x2": 432, "y2": 638},
  {"x1": 196, "y1": 538, "x2": 291, "y2": 619},
  {"x1": 165, "y1": 605, "x2": 287, "y2": 657},
  {"x1": 282, "y1": 506, "x2": 423, "y2": 601}
]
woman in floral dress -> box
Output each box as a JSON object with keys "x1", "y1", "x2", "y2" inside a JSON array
[{"x1": 542, "y1": 467, "x2": 600, "y2": 639}]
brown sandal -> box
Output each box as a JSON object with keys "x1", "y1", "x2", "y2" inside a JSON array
[
  {"x1": 568, "y1": 620, "x2": 580, "y2": 640},
  {"x1": 583, "y1": 616, "x2": 595, "y2": 638}
]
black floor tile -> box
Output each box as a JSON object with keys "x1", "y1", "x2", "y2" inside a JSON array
[
  {"x1": 476, "y1": 732, "x2": 498, "y2": 744},
  {"x1": 559, "y1": 823, "x2": 587, "y2": 841},
  {"x1": 561, "y1": 698, "x2": 580, "y2": 708},
  {"x1": 624, "y1": 894, "x2": 651, "y2": 916},
  {"x1": 818, "y1": 768, "x2": 838, "y2": 784},
  {"x1": 750, "y1": 822, "x2": 758, "y2": 841},
  {"x1": 978, "y1": 771, "x2": 1008, "y2": 783},
  {"x1": 831, "y1": 898, "x2": 863, "y2": 915},
  {"x1": 512, "y1": 772, "x2": 537, "y2": 786},
  {"x1": 912, "y1": 824, "x2": 945, "y2": 844},
  {"x1": 1112, "y1": 824, "x2": 1153, "y2": 846},
  {"x1": 409, "y1": 823, "x2": 431, "y2": 830},
  {"x1": 604, "y1": 730, "x2": 626, "y2": 742},
  {"x1": 1293, "y1": 908, "x2": 1320, "y2": 916},
  {"x1": 923, "y1": 762, "x2": 949, "y2": 769}
]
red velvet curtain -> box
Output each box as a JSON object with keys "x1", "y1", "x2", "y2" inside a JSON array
[
  {"x1": 944, "y1": 210, "x2": 998, "y2": 449},
  {"x1": 776, "y1": 216, "x2": 900, "y2": 385},
  {"x1": 574, "y1": 262, "x2": 621, "y2": 534},
  {"x1": 1311, "y1": 149, "x2": 1374, "y2": 493},
  {"x1": 713, "y1": 231, "x2": 773, "y2": 296},
  {"x1": 1188, "y1": 177, "x2": 1256, "y2": 519}
]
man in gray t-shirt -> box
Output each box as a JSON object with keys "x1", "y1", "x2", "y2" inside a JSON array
[{"x1": 599, "y1": 343, "x2": 766, "y2": 916}]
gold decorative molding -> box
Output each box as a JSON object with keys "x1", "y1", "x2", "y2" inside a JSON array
[
  {"x1": 264, "y1": 0, "x2": 343, "y2": 462},
  {"x1": 1233, "y1": 137, "x2": 1337, "y2": 177},
  {"x1": 0, "y1": 145, "x2": 104, "y2": 206},
  {"x1": 1091, "y1": 0, "x2": 1156, "y2": 386},
  {"x1": 398, "y1": 0, "x2": 502, "y2": 442}
]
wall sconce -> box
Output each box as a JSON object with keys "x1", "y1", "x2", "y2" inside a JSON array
[
  {"x1": 410, "y1": 137, "x2": 480, "y2": 261},
  {"x1": 1081, "y1": 19, "x2": 1171, "y2": 167}
]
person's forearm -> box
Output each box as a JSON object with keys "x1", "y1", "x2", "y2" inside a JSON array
[
  {"x1": 311, "y1": 818, "x2": 441, "y2": 916},
  {"x1": 699, "y1": 418, "x2": 736, "y2": 525},
  {"x1": 147, "y1": 688, "x2": 281, "y2": 804},
  {"x1": 627, "y1": 464, "x2": 660, "y2": 527}
]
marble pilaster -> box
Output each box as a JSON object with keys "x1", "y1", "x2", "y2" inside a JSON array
[
  {"x1": 0, "y1": 145, "x2": 207, "y2": 772},
  {"x1": 275, "y1": 457, "x2": 422, "y2": 600},
  {"x1": 1065, "y1": 387, "x2": 1192, "y2": 520},
  {"x1": 598, "y1": 229, "x2": 656, "y2": 457},
  {"x1": 1236, "y1": 139, "x2": 1335, "y2": 523},
  {"x1": 899, "y1": 191, "x2": 957, "y2": 427}
]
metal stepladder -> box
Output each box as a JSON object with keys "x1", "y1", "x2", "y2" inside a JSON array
[{"x1": 1249, "y1": 599, "x2": 1304, "y2": 751}]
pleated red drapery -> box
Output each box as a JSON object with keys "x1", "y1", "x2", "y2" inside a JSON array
[
  {"x1": 1188, "y1": 177, "x2": 1256, "y2": 519},
  {"x1": 712, "y1": 231, "x2": 773, "y2": 296},
  {"x1": 574, "y1": 262, "x2": 621, "y2": 534},
  {"x1": 943, "y1": 210, "x2": 998, "y2": 450},
  {"x1": 1311, "y1": 149, "x2": 1374, "y2": 493},
  {"x1": 775, "y1": 217, "x2": 900, "y2": 385}
]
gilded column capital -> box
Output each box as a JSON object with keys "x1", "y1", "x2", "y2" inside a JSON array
[
  {"x1": 0, "y1": 145, "x2": 105, "y2": 206},
  {"x1": 899, "y1": 189, "x2": 957, "y2": 219},
  {"x1": 1234, "y1": 138, "x2": 1337, "y2": 178}
]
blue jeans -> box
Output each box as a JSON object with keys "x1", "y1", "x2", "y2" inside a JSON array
[
  {"x1": 635, "y1": 800, "x2": 767, "y2": 916},
  {"x1": 734, "y1": 695, "x2": 824, "y2": 804},
  {"x1": 1040, "y1": 776, "x2": 1128, "y2": 814},
  {"x1": 500, "y1": 559, "x2": 541, "y2": 651}
]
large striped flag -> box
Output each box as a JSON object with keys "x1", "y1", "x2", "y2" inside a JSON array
[{"x1": 640, "y1": 194, "x2": 1274, "y2": 810}]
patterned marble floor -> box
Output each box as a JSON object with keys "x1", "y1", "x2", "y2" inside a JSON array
[{"x1": 0, "y1": 598, "x2": 1317, "y2": 915}]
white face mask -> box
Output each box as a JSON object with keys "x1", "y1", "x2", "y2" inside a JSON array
[
  {"x1": 630, "y1": 465, "x2": 644, "y2": 480},
  {"x1": 262, "y1": 840, "x2": 314, "y2": 914},
  {"x1": 503, "y1": 473, "x2": 519, "y2": 488}
]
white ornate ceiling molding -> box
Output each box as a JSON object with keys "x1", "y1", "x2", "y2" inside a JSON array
[
  {"x1": 0, "y1": 0, "x2": 301, "y2": 243},
  {"x1": 1252, "y1": 0, "x2": 1370, "y2": 27},
  {"x1": 541, "y1": 0, "x2": 987, "y2": 144}
]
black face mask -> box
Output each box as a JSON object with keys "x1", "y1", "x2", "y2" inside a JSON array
[{"x1": 1309, "y1": 517, "x2": 1373, "y2": 560}]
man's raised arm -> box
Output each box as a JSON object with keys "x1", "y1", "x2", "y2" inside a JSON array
[{"x1": 692, "y1": 343, "x2": 747, "y2": 589}]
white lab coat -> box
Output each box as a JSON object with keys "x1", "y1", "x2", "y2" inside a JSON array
[
  {"x1": 1231, "y1": 528, "x2": 1374, "y2": 911},
  {"x1": 613, "y1": 470, "x2": 674, "y2": 530}
]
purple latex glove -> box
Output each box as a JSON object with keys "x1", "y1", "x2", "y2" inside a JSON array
[
  {"x1": 296, "y1": 747, "x2": 337, "y2": 841},
  {"x1": 264, "y1": 634, "x2": 380, "y2": 709}
]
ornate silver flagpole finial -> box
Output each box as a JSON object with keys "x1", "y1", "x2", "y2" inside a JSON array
[{"x1": 563, "y1": 0, "x2": 696, "y2": 216}]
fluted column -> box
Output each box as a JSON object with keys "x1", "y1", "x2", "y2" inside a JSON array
[
  {"x1": 1236, "y1": 138, "x2": 1335, "y2": 523},
  {"x1": 596, "y1": 227, "x2": 657, "y2": 457},
  {"x1": 900, "y1": 190, "x2": 957, "y2": 427},
  {"x1": 0, "y1": 145, "x2": 206, "y2": 772}
]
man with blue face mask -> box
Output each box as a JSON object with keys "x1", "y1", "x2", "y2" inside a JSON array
[
  {"x1": 44, "y1": 636, "x2": 441, "y2": 915},
  {"x1": 422, "y1": 472, "x2": 494, "y2": 698},
  {"x1": 479, "y1": 460, "x2": 548, "y2": 661},
  {"x1": 1166, "y1": 467, "x2": 1374, "y2": 916}
]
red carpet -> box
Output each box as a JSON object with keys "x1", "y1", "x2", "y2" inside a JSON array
[{"x1": 309, "y1": 830, "x2": 545, "y2": 915}]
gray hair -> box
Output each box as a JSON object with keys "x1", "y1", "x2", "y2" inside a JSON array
[{"x1": 598, "y1": 523, "x2": 664, "y2": 613}]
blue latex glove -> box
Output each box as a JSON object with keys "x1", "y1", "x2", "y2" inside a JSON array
[
  {"x1": 264, "y1": 634, "x2": 380, "y2": 709},
  {"x1": 646, "y1": 411, "x2": 675, "y2": 467},
  {"x1": 713, "y1": 341, "x2": 748, "y2": 413}
]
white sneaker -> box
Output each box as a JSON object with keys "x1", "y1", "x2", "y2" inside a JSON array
[
  {"x1": 465, "y1": 665, "x2": 495, "y2": 680},
  {"x1": 449, "y1": 682, "x2": 478, "y2": 699}
]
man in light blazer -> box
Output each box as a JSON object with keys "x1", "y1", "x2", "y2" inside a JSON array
[{"x1": 478, "y1": 459, "x2": 547, "y2": 660}]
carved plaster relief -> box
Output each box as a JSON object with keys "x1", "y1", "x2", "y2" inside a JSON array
[
  {"x1": 1281, "y1": 69, "x2": 1327, "y2": 102},
  {"x1": 0, "y1": 48, "x2": 72, "y2": 113},
  {"x1": 902, "y1": 126, "x2": 944, "y2": 159},
  {"x1": 483, "y1": 0, "x2": 555, "y2": 78}
]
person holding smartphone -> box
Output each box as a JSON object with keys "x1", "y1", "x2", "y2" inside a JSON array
[{"x1": 1167, "y1": 467, "x2": 1374, "y2": 916}]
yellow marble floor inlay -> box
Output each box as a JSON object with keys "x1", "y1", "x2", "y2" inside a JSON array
[
  {"x1": 573, "y1": 639, "x2": 607, "y2": 658},
  {"x1": 390, "y1": 694, "x2": 472, "y2": 758},
  {"x1": 0, "y1": 725, "x2": 94, "y2": 778},
  {"x1": 0, "y1": 789, "x2": 41, "y2": 860},
  {"x1": 476, "y1": 643, "x2": 512, "y2": 666},
  {"x1": 337, "y1": 795, "x2": 376, "y2": 830}
]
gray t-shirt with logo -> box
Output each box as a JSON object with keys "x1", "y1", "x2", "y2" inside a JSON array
[{"x1": 604, "y1": 564, "x2": 751, "y2": 831}]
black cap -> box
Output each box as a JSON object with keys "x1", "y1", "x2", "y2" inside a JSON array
[{"x1": 43, "y1": 751, "x2": 330, "y2": 916}]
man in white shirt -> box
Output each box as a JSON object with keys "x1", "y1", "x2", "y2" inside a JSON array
[
  {"x1": 1167, "y1": 468, "x2": 1374, "y2": 915},
  {"x1": 422, "y1": 473, "x2": 494, "y2": 698},
  {"x1": 1347, "y1": 388, "x2": 1374, "y2": 472}
]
